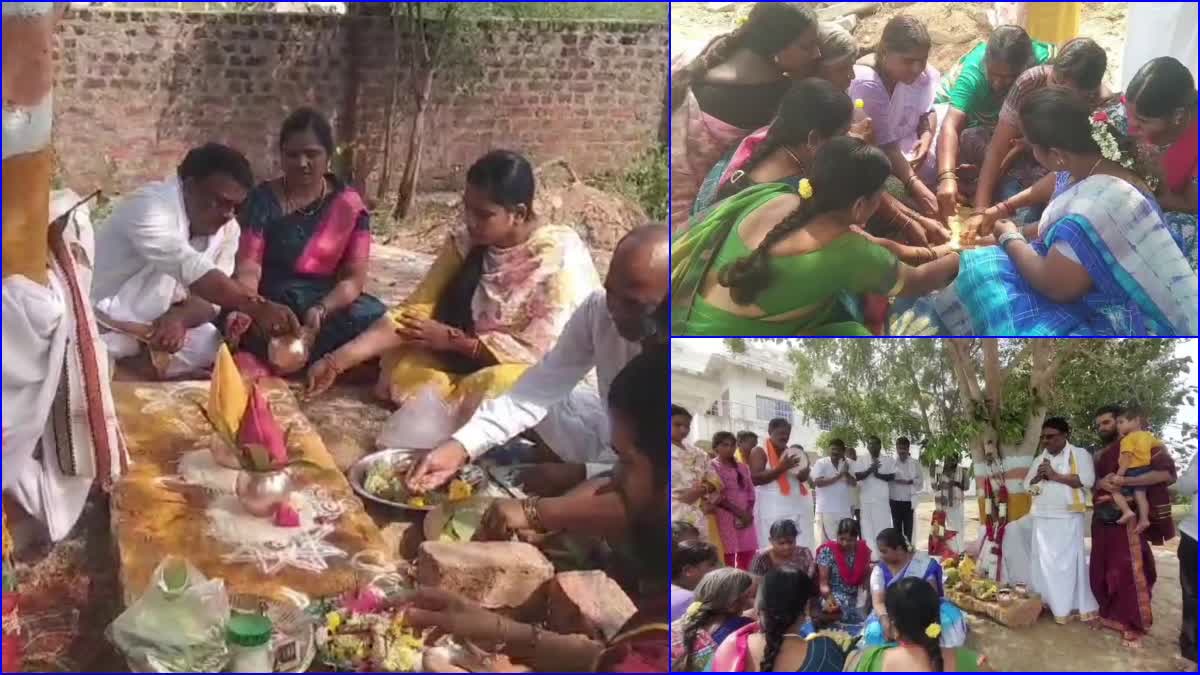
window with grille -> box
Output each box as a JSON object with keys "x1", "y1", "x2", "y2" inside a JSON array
[
  {"x1": 765, "y1": 378, "x2": 786, "y2": 391},
  {"x1": 756, "y1": 395, "x2": 793, "y2": 422}
]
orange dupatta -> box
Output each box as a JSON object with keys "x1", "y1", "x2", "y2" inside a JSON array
[{"x1": 764, "y1": 440, "x2": 807, "y2": 496}]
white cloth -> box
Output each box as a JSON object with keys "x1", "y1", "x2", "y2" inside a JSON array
[
  {"x1": 999, "y1": 513, "x2": 1034, "y2": 586},
  {"x1": 92, "y1": 177, "x2": 237, "y2": 375},
  {"x1": 1122, "y1": 2, "x2": 1198, "y2": 89},
  {"x1": 451, "y1": 290, "x2": 633, "y2": 477},
  {"x1": 890, "y1": 456, "x2": 923, "y2": 502},
  {"x1": 812, "y1": 456, "x2": 854, "y2": 514},
  {"x1": 1178, "y1": 452, "x2": 1198, "y2": 541},
  {"x1": 1023, "y1": 444, "x2": 1095, "y2": 517},
  {"x1": 860, "y1": 499, "x2": 892, "y2": 556},
  {"x1": 4, "y1": 193, "x2": 126, "y2": 541},
  {"x1": 753, "y1": 447, "x2": 814, "y2": 552},
  {"x1": 817, "y1": 510, "x2": 852, "y2": 544},
  {"x1": 852, "y1": 455, "x2": 896, "y2": 504},
  {"x1": 1029, "y1": 512, "x2": 1099, "y2": 620},
  {"x1": 943, "y1": 502, "x2": 965, "y2": 555}
]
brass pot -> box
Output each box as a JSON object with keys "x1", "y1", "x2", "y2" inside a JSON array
[{"x1": 236, "y1": 469, "x2": 294, "y2": 517}]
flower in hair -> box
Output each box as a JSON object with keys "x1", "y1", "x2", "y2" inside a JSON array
[
  {"x1": 685, "y1": 601, "x2": 703, "y2": 618},
  {"x1": 925, "y1": 623, "x2": 942, "y2": 639},
  {"x1": 798, "y1": 178, "x2": 814, "y2": 200},
  {"x1": 1092, "y1": 111, "x2": 1109, "y2": 123},
  {"x1": 854, "y1": 98, "x2": 865, "y2": 110}
]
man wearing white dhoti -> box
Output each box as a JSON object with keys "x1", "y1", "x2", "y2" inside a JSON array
[
  {"x1": 92, "y1": 143, "x2": 299, "y2": 379},
  {"x1": 812, "y1": 439, "x2": 856, "y2": 543},
  {"x1": 1024, "y1": 416, "x2": 1099, "y2": 624},
  {"x1": 853, "y1": 436, "x2": 897, "y2": 557},
  {"x1": 746, "y1": 420, "x2": 814, "y2": 553},
  {"x1": 1122, "y1": 2, "x2": 1198, "y2": 90}
]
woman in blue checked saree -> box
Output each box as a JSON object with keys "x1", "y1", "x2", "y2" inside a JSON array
[{"x1": 891, "y1": 88, "x2": 1197, "y2": 336}]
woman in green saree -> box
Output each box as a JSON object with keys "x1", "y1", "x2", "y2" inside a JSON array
[{"x1": 672, "y1": 137, "x2": 960, "y2": 336}]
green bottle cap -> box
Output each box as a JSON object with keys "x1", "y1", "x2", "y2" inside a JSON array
[{"x1": 227, "y1": 613, "x2": 273, "y2": 648}]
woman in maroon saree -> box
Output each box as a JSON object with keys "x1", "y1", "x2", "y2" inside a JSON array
[
  {"x1": 225, "y1": 108, "x2": 385, "y2": 371},
  {"x1": 1089, "y1": 414, "x2": 1178, "y2": 646}
]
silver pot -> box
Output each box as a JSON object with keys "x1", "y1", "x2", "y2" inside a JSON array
[{"x1": 236, "y1": 469, "x2": 294, "y2": 517}]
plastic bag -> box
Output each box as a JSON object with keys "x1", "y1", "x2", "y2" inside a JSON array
[
  {"x1": 108, "y1": 557, "x2": 231, "y2": 673},
  {"x1": 376, "y1": 385, "x2": 457, "y2": 451}
]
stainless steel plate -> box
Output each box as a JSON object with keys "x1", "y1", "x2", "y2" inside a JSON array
[{"x1": 348, "y1": 448, "x2": 486, "y2": 512}]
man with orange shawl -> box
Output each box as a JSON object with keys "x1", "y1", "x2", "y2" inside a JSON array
[{"x1": 748, "y1": 418, "x2": 814, "y2": 553}]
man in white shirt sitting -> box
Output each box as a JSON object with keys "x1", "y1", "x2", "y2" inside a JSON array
[
  {"x1": 1024, "y1": 416, "x2": 1099, "y2": 624},
  {"x1": 852, "y1": 435, "x2": 896, "y2": 556},
  {"x1": 92, "y1": 143, "x2": 298, "y2": 378},
  {"x1": 811, "y1": 439, "x2": 856, "y2": 543},
  {"x1": 889, "y1": 436, "x2": 923, "y2": 547},
  {"x1": 406, "y1": 224, "x2": 669, "y2": 495}
]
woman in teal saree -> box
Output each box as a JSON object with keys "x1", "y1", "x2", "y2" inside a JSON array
[{"x1": 672, "y1": 137, "x2": 960, "y2": 336}]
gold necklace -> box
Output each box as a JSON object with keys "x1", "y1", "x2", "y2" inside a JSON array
[
  {"x1": 783, "y1": 147, "x2": 806, "y2": 172},
  {"x1": 283, "y1": 175, "x2": 327, "y2": 216}
]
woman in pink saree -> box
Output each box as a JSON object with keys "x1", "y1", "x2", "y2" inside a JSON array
[{"x1": 670, "y1": 2, "x2": 823, "y2": 232}]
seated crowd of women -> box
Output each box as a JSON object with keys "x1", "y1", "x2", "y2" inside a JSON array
[
  {"x1": 670, "y1": 520, "x2": 982, "y2": 672},
  {"x1": 671, "y1": 3, "x2": 1198, "y2": 336}
]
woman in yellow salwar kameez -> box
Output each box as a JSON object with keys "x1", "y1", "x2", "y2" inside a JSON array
[{"x1": 304, "y1": 150, "x2": 600, "y2": 415}]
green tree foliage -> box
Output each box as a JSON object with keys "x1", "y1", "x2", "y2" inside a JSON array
[{"x1": 725, "y1": 338, "x2": 1196, "y2": 467}]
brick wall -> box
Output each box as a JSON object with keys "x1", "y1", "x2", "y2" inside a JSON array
[{"x1": 52, "y1": 9, "x2": 667, "y2": 196}]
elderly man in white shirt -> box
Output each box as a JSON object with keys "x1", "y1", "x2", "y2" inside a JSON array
[
  {"x1": 811, "y1": 439, "x2": 857, "y2": 543},
  {"x1": 889, "y1": 436, "x2": 924, "y2": 547},
  {"x1": 1024, "y1": 416, "x2": 1099, "y2": 624},
  {"x1": 852, "y1": 435, "x2": 897, "y2": 556},
  {"x1": 406, "y1": 225, "x2": 669, "y2": 495},
  {"x1": 92, "y1": 143, "x2": 298, "y2": 378}
]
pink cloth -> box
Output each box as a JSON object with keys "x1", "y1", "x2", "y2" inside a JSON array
[
  {"x1": 850, "y1": 64, "x2": 941, "y2": 185},
  {"x1": 670, "y1": 90, "x2": 752, "y2": 232},
  {"x1": 718, "y1": 125, "x2": 771, "y2": 187},
  {"x1": 711, "y1": 459, "x2": 758, "y2": 555}
]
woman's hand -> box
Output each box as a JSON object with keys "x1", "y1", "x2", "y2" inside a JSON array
[
  {"x1": 303, "y1": 304, "x2": 327, "y2": 333},
  {"x1": 304, "y1": 354, "x2": 342, "y2": 398},
  {"x1": 225, "y1": 311, "x2": 253, "y2": 347},
  {"x1": 394, "y1": 312, "x2": 456, "y2": 352},
  {"x1": 248, "y1": 299, "x2": 301, "y2": 338},
  {"x1": 992, "y1": 219, "x2": 1019, "y2": 240},
  {"x1": 937, "y1": 177, "x2": 961, "y2": 223},
  {"x1": 910, "y1": 132, "x2": 933, "y2": 173},
  {"x1": 850, "y1": 225, "x2": 909, "y2": 259},
  {"x1": 402, "y1": 587, "x2": 510, "y2": 647},
  {"x1": 910, "y1": 179, "x2": 940, "y2": 219},
  {"x1": 850, "y1": 116, "x2": 875, "y2": 144},
  {"x1": 999, "y1": 137, "x2": 1029, "y2": 176},
  {"x1": 475, "y1": 498, "x2": 533, "y2": 541},
  {"x1": 916, "y1": 214, "x2": 952, "y2": 246}
]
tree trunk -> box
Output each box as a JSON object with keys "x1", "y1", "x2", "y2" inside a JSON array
[
  {"x1": 392, "y1": 67, "x2": 433, "y2": 221},
  {"x1": 337, "y1": 12, "x2": 364, "y2": 192},
  {"x1": 375, "y1": 7, "x2": 406, "y2": 203}
]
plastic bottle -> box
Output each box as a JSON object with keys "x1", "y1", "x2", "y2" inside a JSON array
[{"x1": 227, "y1": 613, "x2": 274, "y2": 673}]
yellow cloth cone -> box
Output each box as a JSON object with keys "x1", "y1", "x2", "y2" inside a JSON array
[{"x1": 207, "y1": 343, "x2": 248, "y2": 438}]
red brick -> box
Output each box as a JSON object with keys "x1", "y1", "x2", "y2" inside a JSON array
[
  {"x1": 416, "y1": 541, "x2": 554, "y2": 610},
  {"x1": 545, "y1": 571, "x2": 638, "y2": 641}
]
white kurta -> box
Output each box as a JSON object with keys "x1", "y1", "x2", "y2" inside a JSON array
[
  {"x1": 812, "y1": 456, "x2": 855, "y2": 542},
  {"x1": 853, "y1": 455, "x2": 897, "y2": 555},
  {"x1": 1023, "y1": 443, "x2": 1099, "y2": 621},
  {"x1": 451, "y1": 291, "x2": 631, "y2": 478},
  {"x1": 1122, "y1": 2, "x2": 1198, "y2": 89},
  {"x1": 91, "y1": 177, "x2": 237, "y2": 377},
  {"x1": 753, "y1": 448, "x2": 814, "y2": 553}
]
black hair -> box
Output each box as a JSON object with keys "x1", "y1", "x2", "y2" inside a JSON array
[
  {"x1": 737, "y1": 430, "x2": 758, "y2": 444},
  {"x1": 672, "y1": 3, "x2": 819, "y2": 109},
  {"x1": 608, "y1": 347, "x2": 670, "y2": 484},
  {"x1": 466, "y1": 149, "x2": 536, "y2": 213},
  {"x1": 178, "y1": 142, "x2": 254, "y2": 190},
  {"x1": 897, "y1": 436, "x2": 911, "y2": 447},
  {"x1": 867, "y1": 435, "x2": 882, "y2": 446},
  {"x1": 672, "y1": 404, "x2": 693, "y2": 420},
  {"x1": 769, "y1": 518, "x2": 799, "y2": 541},
  {"x1": 875, "y1": 14, "x2": 931, "y2": 66},
  {"x1": 837, "y1": 517, "x2": 860, "y2": 539},
  {"x1": 768, "y1": 417, "x2": 792, "y2": 432},
  {"x1": 985, "y1": 24, "x2": 1035, "y2": 70},
  {"x1": 279, "y1": 106, "x2": 334, "y2": 155},
  {"x1": 672, "y1": 520, "x2": 702, "y2": 546},
  {"x1": 712, "y1": 431, "x2": 738, "y2": 449},
  {"x1": 717, "y1": 78, "x2": 853, "y2": 201},
  {"x1": 1094, "y1": 404, "x2": 1125, "y2": 419},
  {"x1": 1052, "y1": 37, "x2": 1107, "y2": 91},
  {"x1": 671, "y1": 538, "x2": 718, "y2": 581},
  {"x1": 1127, "y1": 56, "x2": 1199, "y2": 119},
  {"x1": 886, "y1": 577, "x2": 944, "y2": 671},
  {"x1": 1020, "y1": 87, "x2": 1113, "y2": 155},
  {"x1": 1042, "y1": 416, "x2": 1071, "y2": 435},
  {"x1": 679, "y1": 568, "x2": 755, "y2": 671},
  {"x1": 876, "y1": 527, "x2": 909, "y2": 552},
  {"x1": 830, "y1": 438, "x2": 846, "y2": 450},
  {"x1": 718, "y1": 136, "x2": 891, "y2": 305},
  {"x1": 758, "y1": 568, "x2": 818, "y2": 672}
]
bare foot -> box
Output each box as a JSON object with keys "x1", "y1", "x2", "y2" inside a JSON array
[
  {"x1": 1117, "y1": 510, "x2": 1136, "y2": 525},
  {"x1": 1135, "y1": 518, "x2": 1151, "y2": 534},
  {"x1": 1122, "y1": 631, "x2": 1144, "y2": 649}
]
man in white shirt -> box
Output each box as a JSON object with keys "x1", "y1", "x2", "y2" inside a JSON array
[
  {"x1": 1173, "y1": 451, "x2": 1197, "y2": 663},
  {"x1": 407, "y1": 225, "x2": 669, "y2": 494},
  {"x1": 1023, "y1": 416, "x2": 1099, "y2": 624},
  {"x1": 853, "y1": 435, "x2": 897, "y2": 556},
  {"x1": 92, "y1": 143, "x2": 298, "y2": 378},
  {"x1": 889, "y1": 436, "x2": 923, "y2": 547},
  {"x1": 811, "y1": 439, "x2": 856, "y2": 543}
]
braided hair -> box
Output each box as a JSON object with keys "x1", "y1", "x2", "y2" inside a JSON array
[
  {"x1": 716, "y1": 78, "x2": 853, "y2": 202},
  {"x1": 675, "y1": 567, "x2": 754, "y2": 671},
  {"x1": 671, "y1": 2, "x2": 818, "y2": 110},
  {"x1": 757, "y1": 568, "x2": 819, "y2": 672},
  {"x1": 717, "y1": 136, "x2": 892, "y2": 305},
  {"x1": 886, "y1": 576, "x2": 945, "y2": 671}
]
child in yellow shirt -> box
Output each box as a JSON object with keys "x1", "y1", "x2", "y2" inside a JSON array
[{"x1": 1110, "y1": 407, "x2": 1159, "y2": 533}]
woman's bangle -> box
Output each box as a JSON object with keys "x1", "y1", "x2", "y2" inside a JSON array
[
  {"x1": 997, "y1": 231, "x2": 1025, "y2": 251},
  {"x1": 937, "y1": 171, "x2": 957, "y2": 182},
  {"x1": 906, "y1": 174, "x2": 922, "y2": 187}
]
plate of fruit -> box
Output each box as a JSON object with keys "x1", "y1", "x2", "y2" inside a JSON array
[{"x1": 350, "y1": 449, "x2": 484, "y2": 512}]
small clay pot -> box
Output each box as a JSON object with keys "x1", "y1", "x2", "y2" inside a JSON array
[{"x1": 236, "y1": 469, "x2": 294, "y2": 517}]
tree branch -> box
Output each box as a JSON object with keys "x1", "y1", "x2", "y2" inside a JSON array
[{"x1": 981, "y1": 339, "x2": 1003, "y2": 425}]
